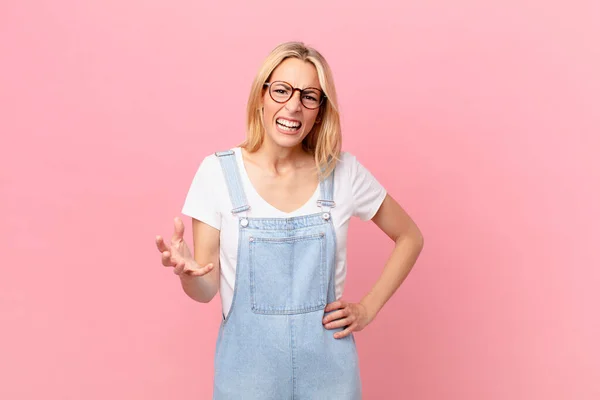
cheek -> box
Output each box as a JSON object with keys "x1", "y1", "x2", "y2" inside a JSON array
[
  {"x1": 262, "y1": 99, "x2": 279, "y2": 122},
  {"x1": 304, "y1": 111, "x2": 319, "y2": 127},
  {"x1": 263, "y1": 105, "x2": 276, "y2": 120}
]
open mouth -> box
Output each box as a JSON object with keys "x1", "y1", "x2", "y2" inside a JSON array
[{"x1": 276, "y1": 117, "x2": 302, "y2": 133}]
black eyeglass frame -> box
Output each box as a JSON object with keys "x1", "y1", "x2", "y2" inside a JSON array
[{"x1": 263, "y1": 80, "x2": 327, "y2": 110}]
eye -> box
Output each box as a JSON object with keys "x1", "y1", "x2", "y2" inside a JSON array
[
  {"x1": 272, "y1": 82, "x2": 291, "y2": 95},
  {"x1": 302, "y1": 90, "x2": 321, "y2": 102},
  {"x1": 303, "y1": 94, "x2": 321, "y2": 104}
]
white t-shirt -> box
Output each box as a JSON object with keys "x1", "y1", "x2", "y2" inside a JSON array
[{"x1": 181, "y1": 147, "x2": 387, "y2": 317}]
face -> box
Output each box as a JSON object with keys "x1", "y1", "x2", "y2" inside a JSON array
[{"x1": 261, "y1": 57, "x2": 323, "y2": 151}]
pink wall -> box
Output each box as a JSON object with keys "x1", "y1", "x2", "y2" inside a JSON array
[{"x1": 2, "y1": 1, "x2": 598, "y2": 399}]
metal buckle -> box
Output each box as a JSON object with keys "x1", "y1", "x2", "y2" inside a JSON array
[
  {"x1": 231, "y1": 205, "x2": 251, "y2": 215},
  {"x1": 316, "y1": 200, "x2": 336, "y2": 208},
  {"x1": 215, "y1": 150, "x2": 234, "y2": 157}
]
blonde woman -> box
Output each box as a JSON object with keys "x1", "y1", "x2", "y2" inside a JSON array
[{"x1": 156, "y1": 41, "x2": 424, "y2": 399}]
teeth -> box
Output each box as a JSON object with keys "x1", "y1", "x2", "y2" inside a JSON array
[
  {"x1": 277, "y1": 118, "x2": 301, "y2": 128},
  {"x1": 279, "y1": 124, "x2": 298, "y2": 132}
]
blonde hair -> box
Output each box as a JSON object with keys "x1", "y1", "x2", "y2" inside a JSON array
[{"x1": 240, "y1": 41, "x2": 342, "y2": 178}]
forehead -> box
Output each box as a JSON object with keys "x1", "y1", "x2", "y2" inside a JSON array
[{"x1": 270, "y1": 58, "x2": 321, "y2": 89}]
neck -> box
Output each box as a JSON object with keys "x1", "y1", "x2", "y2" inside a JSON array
[{"x1": 248, "y1": 139, "x2": 313, "y2": 176}]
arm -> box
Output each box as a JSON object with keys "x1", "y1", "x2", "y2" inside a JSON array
[
  {"x1": 179, "y1": 218, "x2": 221, "y2": 303},
  {"x1": 156, "y1": 216, "x2": 221, "y2": 303},
  {"x1": 323, "y1": 194, "x2": 424, "y2": 338},
  {"x1": 359, "y1": 193, "x2": 424, "y2": 320}
]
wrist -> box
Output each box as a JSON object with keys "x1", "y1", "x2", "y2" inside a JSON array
[{"x1": 359, "y1": 296, "x2": 379, "y2": 323}]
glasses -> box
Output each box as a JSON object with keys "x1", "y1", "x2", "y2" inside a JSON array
[{"x1": 263, "y1": 81, "x2": 326, "y2": 110}]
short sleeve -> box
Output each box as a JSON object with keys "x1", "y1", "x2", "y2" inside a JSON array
[
  {"x1": 349, "y1": 154, "x2": 387, "y2": 221},
  {"x1": 181, "y1": 156, "x2": 221, "y2": 230}
]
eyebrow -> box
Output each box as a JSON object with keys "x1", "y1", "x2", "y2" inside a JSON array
[{"x1": 271, "y1": 79, "x2": 321, "y2": 89}]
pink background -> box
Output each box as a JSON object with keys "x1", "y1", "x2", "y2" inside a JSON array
[{"x1": 1, "y1": 1, "x2": 599, "y2": 399}]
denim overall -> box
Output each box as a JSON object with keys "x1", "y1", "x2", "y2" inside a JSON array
[{"x1": 212, "y1": 150, "x2": 362, "y2": 400}]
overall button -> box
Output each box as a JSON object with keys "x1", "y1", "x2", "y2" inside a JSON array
[
  {"x1": 240, "y1": 218, "x2": 249, "y2": 227},
  {"x1": 322, "y1": 212, "x2": 330, "y2": 220}
]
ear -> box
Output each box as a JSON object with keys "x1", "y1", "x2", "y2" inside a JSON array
[
  {"x1": 261, "y1": 82, "x2": 269, "y2": 101},
  {"x1": 258, "y1": 96, "x2": 264, "y2": 113}
]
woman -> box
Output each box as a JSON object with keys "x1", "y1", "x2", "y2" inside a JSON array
[{"x1": 156, "y1": 41, "x2": 424, "y2": 399}]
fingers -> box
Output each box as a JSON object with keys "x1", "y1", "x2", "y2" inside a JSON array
[
  {"x1": 184, "y1": 263, "x2": 214, "y2": 277},
  {"x1": 174, "y1": 262, "x2": 214, "y2": 277},
  {"x1": 324, "y1": 300, "x2": 347, "y2": 313},
  {"x1": 161, "y1": 250, "x2": 175, "y2": 267},
  {"x1": 334, "y1": 324, "x2": 355, "y2": 339},
  {"x1": 173, "y1": 258, "x2": 187, "y2": 275},
  {"x1": 157, "y1": 234, "x2": 177, "y2": 267},
  {"x1": 172, "y1": 217, "x2": 185, "y2": 242},
  {"x1": 322, "y1": 308, "x2": 349, "y2": 325},
  {"x1": 322, "y1": 300, "x2": 363, "y2": 339},
  {"x1": 156, "y1": 235, "x2": 169, "y2": 253},
  {"x1": 324, "y1": 316, "x2": 355, "y2": 330},
  {"x1": 158, "y1": 222, "x2": 213, "y2": 277}
]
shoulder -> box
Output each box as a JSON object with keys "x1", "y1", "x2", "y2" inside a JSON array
[
  {"x1": 334, "y1": 151, "x2": 367, "y2": 180},
  {"x1": 187, "y1": 148, "x2": 240, "y2": 189},
  {"x1": 183, "y1": 149, "x2": 235, "y2": 209},
  {"x1": 335, "y1": 151, "x2": 387, "y2": 220},
  {"x1": 338, "y1": 150, "x2": 357, "y2": 164},
  {"x1": 334, "y1": 151, "x2": 358, "y2": 174},
  {"x1": 195, "y1": 147, "x2": 238, "y2": 173},
  {"x1": 335, "y1": 150, "x2": 386, "y2": 194}
]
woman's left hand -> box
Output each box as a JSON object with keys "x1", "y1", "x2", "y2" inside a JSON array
[{"x1": 322, "y1": 299, "x2": 373, "y2": 339}]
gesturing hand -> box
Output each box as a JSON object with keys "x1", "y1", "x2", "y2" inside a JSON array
[
  {"x1": 322, "y1": 299, "x2": 372, "y2": 339},
  {"x1": 155, "y1": 217, "x2": 214, "y2": 277}
]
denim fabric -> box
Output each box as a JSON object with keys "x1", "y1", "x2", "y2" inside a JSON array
[{"x1": 213, "y1": 150, "x2": 361, "y2": 399}]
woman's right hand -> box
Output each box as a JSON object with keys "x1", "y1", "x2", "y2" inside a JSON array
[{"x1": 156, "y1": 217, "x2": 214, "y2": 277}]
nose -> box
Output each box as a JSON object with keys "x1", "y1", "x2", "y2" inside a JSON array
[{"x1": 285, "y1": 90, "x2": 302, "y2": 112}]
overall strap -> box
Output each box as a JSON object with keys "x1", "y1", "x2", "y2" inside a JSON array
[
  {"x1": 317, "y1": 168, "x2": 335, "y2": 214},
  {"x1": 215, "y1": 150, "x2": 251, "y2": 215}
]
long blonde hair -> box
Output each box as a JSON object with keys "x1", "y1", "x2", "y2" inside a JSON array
[{"x1": 240, "y1": 41, "x2": 342, "y2": 178}]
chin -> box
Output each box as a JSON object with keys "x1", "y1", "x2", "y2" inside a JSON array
[{"x1": 266, "y1": 127, "x2": 307, "y2": 149}]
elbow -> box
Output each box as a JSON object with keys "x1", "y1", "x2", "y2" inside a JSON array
[
  {"x1": 180, "y1": 279, "x2": 219, "y2": 304},
  {"x1": 195, "y1": 286, "x2": 219, "y2": 303},
  {"x1": 410, "y1": 234, "x2": 425, "y2": 253},
  {"x1": 202, "y1": 288, "x2": 219, "y2": 303},
  {"x1": 196, "y1": 296, "x2": 214, "y2": 304},
  {"x1": 188, "y1": 290, "x2": 217, "y2": 304},
  {"x1": 414, "y1": 229, "x2": 424, "y2": 249},
  {"x1": 396, "y1": 226, "x2": 424, "y2": 251}
]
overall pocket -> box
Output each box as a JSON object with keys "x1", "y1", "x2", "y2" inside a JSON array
[{"x1": 249, "y1": 232, "x2": 326, "y2": 314}]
